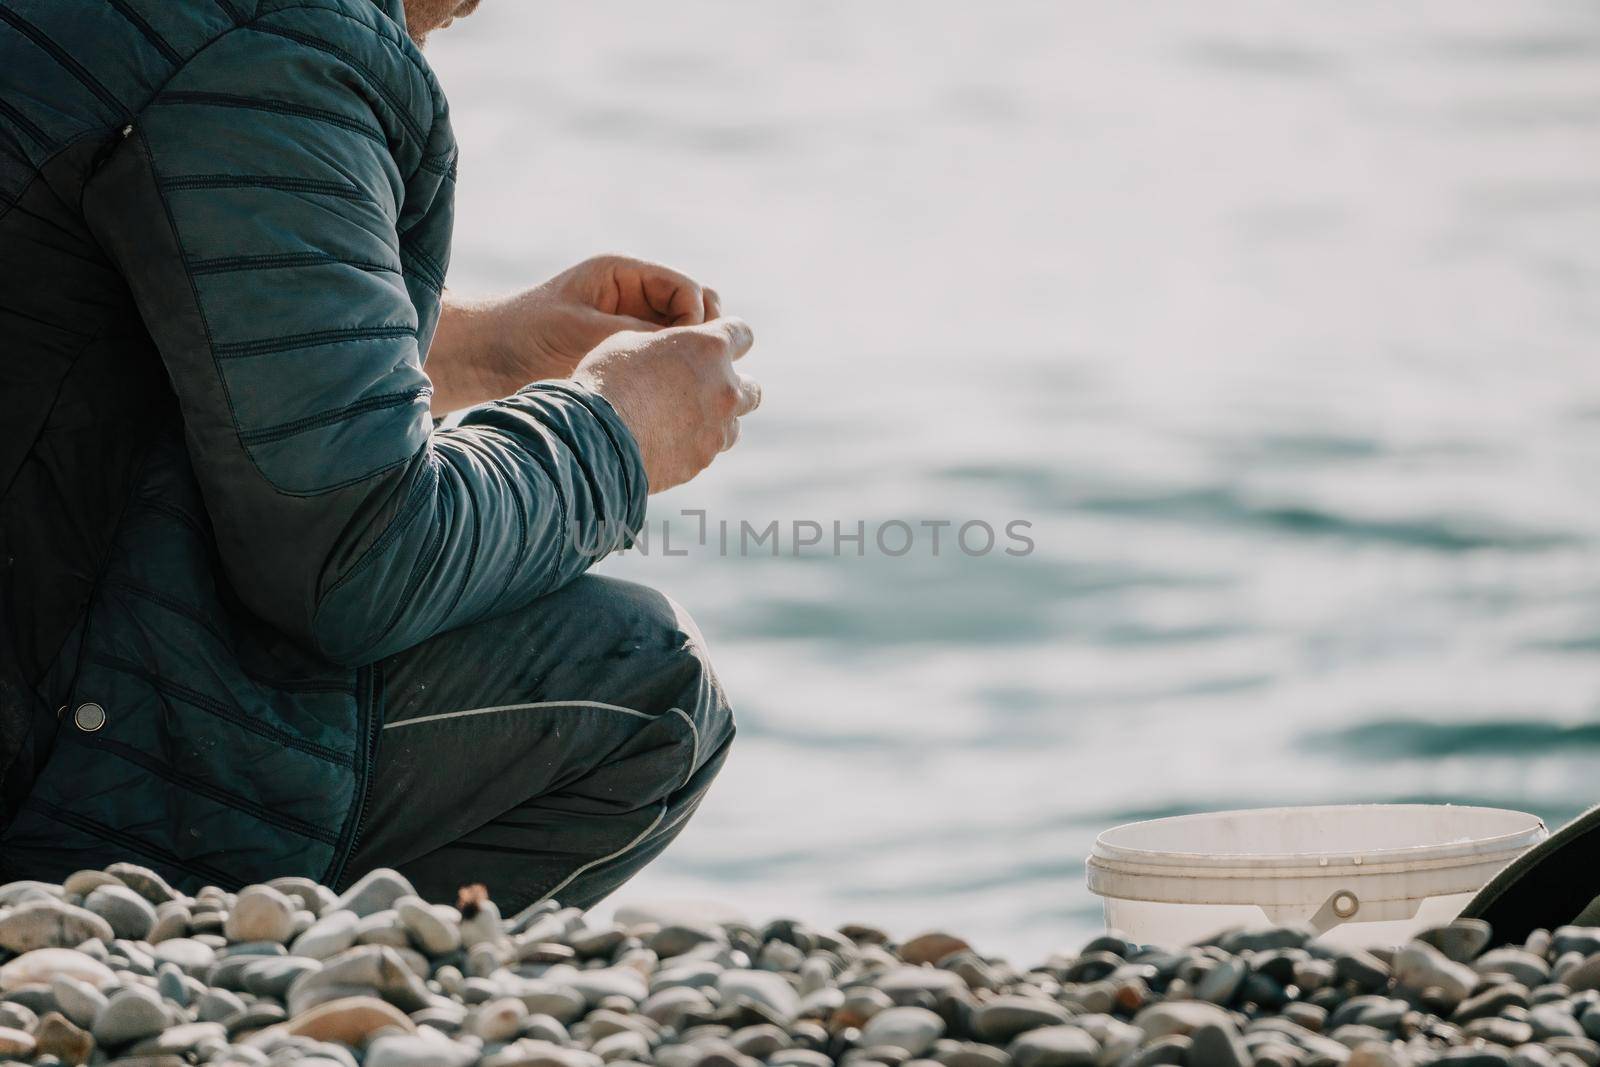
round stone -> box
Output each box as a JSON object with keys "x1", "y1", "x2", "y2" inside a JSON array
[
  {"x1": 899, "y1": 932, "x2": 971, "y2": 966},
  {"x1": 284, "y1": 994, "x2": 416, "y2": 1045},
  {"x1": 860, "y1": 1006, "x2": 945, "y2": 1056},
  {"x1": 84, "y1": 884, "x2": 157, "y2": 941},
  {"x1": 61, "y1": 870, "x2": 123, "y2": 898},
  {"x1": 49, "y1": 973, "x2": 108, "y2": 1029},
  {"x1": 333, "y1": 869, "x2": 416, "y2": 919},
  {"x1": 564, "y1": 966, "x2": 650, "y2": 1007},
  {"x1": 593, "y1": 1029, "x2": 652, "y2": 1062},
  {"x1": 717, "y1": 969, "x2": 800, "y2": 1022},
  {"x1": 226, "y1": 885, "x2": 298, "y2": 944},
  {"x1": 365, "y1": 1028, "x2": 480, "y2": 1067},
  {"x1": 103, "y1": 863, "x2": 179, "y2": 905},
  {"x1": 1418, "y1": 920, "x2": 1493, "y2": 964},
  {"x1": 0, "y1": 1026, "x2": 35, "y2": 1057},
  {"x1": 396, "y1": 896, "x2": 461, "y2": 956},
  {"x1": 1186, "y1": 1022, "x2": 1249, "y2": 1067},
  {"x1": 1007, "y1": 1025, "x2": 1100, "y2": 1067},
  {"x1": 153, "y1": 937, "x2": 217, "y2": 977},
  {"x1": 0, "y1": 947, "x2": 116, "y2": 991},
  {"x1": 1132, "y1": 1001, "x2": 1235, "y2": 1042},
  {"x1": 470, "y1": 996, "x2": 528, "y2": 1042},
  {"x1": 32, "y1": 1011, "x2": 92, "y2": 1064},
  {"x1": 972, "y1": 995, "x2": 1075, "y2": 1042},
  {"x1": 92, "y1": 984, "x2": 168, "y2": 1047},
  {"x1": 0, "y1": 898, "x2": 115, "y2": 953},
  {"x1": 127, "y1": 1020, "x2": 228, "y2": 1057},
  {"x1": 292, "y1": 909, "x2": 361, "y2": 960}
]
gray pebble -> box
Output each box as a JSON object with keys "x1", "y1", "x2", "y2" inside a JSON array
[
  {"x1": 84, "y1": 885, "x2": 158, "y2": 941},
  {"x1": 50, "y1": 973, "x2": 108, "y2": 1029},
  {"x1": 103, "y1": 863, "x2": 179, "y2": 905},
  {"x1": 92, "y1": 984, "x2": 169, "y2": 1047},
  {"x1": 970, "y1": 996, "x2": 1073, "y2": 1042},
  {"x1": 291, "y1": 910, "x2": 360, "y2": 960},
  {"x1": 1188, "y1": 1021, "x2": 1250, "y2": 1067},
  {"x1": 333, "y1": 869, "x2": 416, "y2": 919},
  {"x1": 1418, "y1": 920, "x2": 1494, "y2": 964},
  {"x1": 1196, "y1": 957, "x2": 1248, "y2": 1005},
  {"x1": 225, "y1": 886, "x2": 297, "y2": 944},
  {"x1": 862, "y1": 1007, "x2": 945, "y2": 1057},
  {"x1": 0, "y1": 898, "x2": 115, "y2": 953}
]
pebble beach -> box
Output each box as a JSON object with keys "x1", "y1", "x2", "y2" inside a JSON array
[{"x1": 1, "y1": 867, "x2": 1599, "y2": 1066}]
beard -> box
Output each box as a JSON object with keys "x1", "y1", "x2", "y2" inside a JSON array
[{"x1": 406, "y1": 0, "x2": 481, "y2": 46}]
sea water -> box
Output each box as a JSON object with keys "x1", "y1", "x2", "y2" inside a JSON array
[{"x1": 428, "y1": 0, "x2": 1600, "y2": 959}]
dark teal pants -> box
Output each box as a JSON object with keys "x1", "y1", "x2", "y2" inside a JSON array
[{"x1": 342, "y1": 575, "x2": 735, "y2": 912}]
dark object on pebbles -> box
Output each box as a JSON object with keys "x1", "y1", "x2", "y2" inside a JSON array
[
  {"x1": 1463, "y1": 803, "x2": 1600, "y2": 947},
  {"x1": 5, "y1": 866, "x2": 1600, "y2": 1065}
]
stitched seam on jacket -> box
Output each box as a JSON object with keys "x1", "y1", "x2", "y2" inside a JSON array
[
  {"x1": 0, "y1": 301, "x2": 99, "y2": 339},
  {"x1": 215, "y1": 323, "x2": 416, "y2": 359},
  {"x1": 315, "y1": 456, "x2": 437, "y2": 607},
  {"x1": 251, "y1": 3, "x2": 444, "y2": 135},
  {"x1": 431, "y1": 447, "x2": 481, "y2": 626},
  {"x1": 132, "y1": 496, "x2": 210, "y2": 539},
  {"x1": 0, "y1": 96, "x2": 50, "y2": 149},
  {"x1": 186, "y1": 250, "x2": 400, "y2": 277},
  {"x1": 99, "y1": 577, "x2": 232, "y2": 646},
  {"x1": 22, "y1": 799, "x2": 235, "y2": 885},
  {"x1": 398, "y1": 234, "x2": 446, "y2": 291},
  {"x1": 154, "y1": 91, "x2": 388, "y2": 145},
  {"x1": 417, "y1": 150, "x2": 456, "y2": 176},
  {"x1": 243, "y1": 675, "x2": 354, "y2": 695},
  {"x1": 399, "y1": 232, "x2": 446, "y2": 280},
  {"x1": 545, "y1": 383, "x2": 642, "y2": 517},
  {"x1": 467, "y1": 410, "x2": 573, "y2": 557},
  {"x1": 472, "y1": 443, "x2": 530, "y2": 611},
  {"x1": 123, "y1": 9, "x2": 442, "y2": 500},
  {"x1": 214, "y1": 0, "x2": 247, "y2": 26},
  {"x1": 77, "y1": 733, "x2": 340, "y2": 845},
  {"x1": 373, "y1": 481, "x2": 448, "y2": 649},
  {"x1": 248, "y1": 23, "x2": 427, "y2": 144},
  {"x1": 0, "y1": 7, "x2": 130, "y2": 119},
  {"x1": 237, "y1": 386, "x2": 429, "y2": 446},
  {"x1": 527, "y1": 400, "x2": 609, "y2": 531},
  {"x1": 87, "y1": 652, "x2": 355, "y2": 766},
  {"x1": 161, "y1": 173, "x2": 364, "y2": 199},
  {"x1": 106, "y1": 0, "x2": 184, "y2": 66}
]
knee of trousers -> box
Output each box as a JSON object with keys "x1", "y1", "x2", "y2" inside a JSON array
[{"x1": 585, "y1": 577, "x2": 736, "y2": 785}]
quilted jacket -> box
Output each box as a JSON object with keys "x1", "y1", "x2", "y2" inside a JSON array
[{"x1": 0, "y1": 0, "x2": 646, "y2": 887}]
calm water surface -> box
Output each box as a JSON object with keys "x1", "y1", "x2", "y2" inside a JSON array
[{"x1": 428, "y1": 1, "x2": 1600, "y2": 959}]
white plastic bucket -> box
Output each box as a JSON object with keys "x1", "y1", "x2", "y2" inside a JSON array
[{"x1": 1086, "y1": 804, "x2": 1547, "y2": 948}]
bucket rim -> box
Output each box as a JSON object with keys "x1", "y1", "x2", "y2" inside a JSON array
[{"x1": 1091, "y1": 802, "x2": 1547, "y2": 872}]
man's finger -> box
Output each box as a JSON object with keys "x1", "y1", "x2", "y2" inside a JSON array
[
  {"x1": 642, "y1": 271, "x2": 705, "y2": 326},
  {"x1": 721, "y1": 418, "x2": 741, "y2": 452},
  {"x1": 603, "y1": 256, "x2": 708, "y2": 326},
  {"x1": 592, "y1": 309, "x2": 664, "y2": 335},
  {"x1": 703, "y1": 287, "x2": 723, "y2": 320},
  {"x1": 690, "y1": 316, "x2": 753, "y2": 359},
  {"x1": 733, "y1": 375, "x2": 761, "y2": 416}
]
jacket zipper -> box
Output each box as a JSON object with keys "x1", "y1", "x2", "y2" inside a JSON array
[{"x1": 325, "y1": 662, "x2": 382, "y2": 889}]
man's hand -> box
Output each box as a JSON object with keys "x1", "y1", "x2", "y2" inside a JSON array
[
  {"x1": 519, "y1": 255, "x2": 722, "y2": 373},
  {"x1": 428, "y1": 255, "x2": 720, "y2": 414},
  {"x1": 574, "y1": 318, "x2": 760, "y2": 494}
]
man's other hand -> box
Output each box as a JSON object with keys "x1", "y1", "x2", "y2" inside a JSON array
[
  {"x1": 428, "y1": 255, "x2": 719, "y2": 414},
  {"x1": 501, "y1": 254, "x2": 719, "y2": 378},
  {"x1": 573, "y1": 318, "x2": 760, "y2": 494}
]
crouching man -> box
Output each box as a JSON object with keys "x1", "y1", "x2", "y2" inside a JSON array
[{"x1": 0, "y1": 0, "x2": 756, "y2": 911}]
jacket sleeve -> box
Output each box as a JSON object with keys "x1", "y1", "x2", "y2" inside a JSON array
[{"x1": 81, "y1": 7, "x2": 646, "y2": 666}]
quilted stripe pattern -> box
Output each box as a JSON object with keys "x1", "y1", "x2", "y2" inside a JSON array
[{"x1": 0, "y1": 0, "x2": 648, "y2": 887}]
